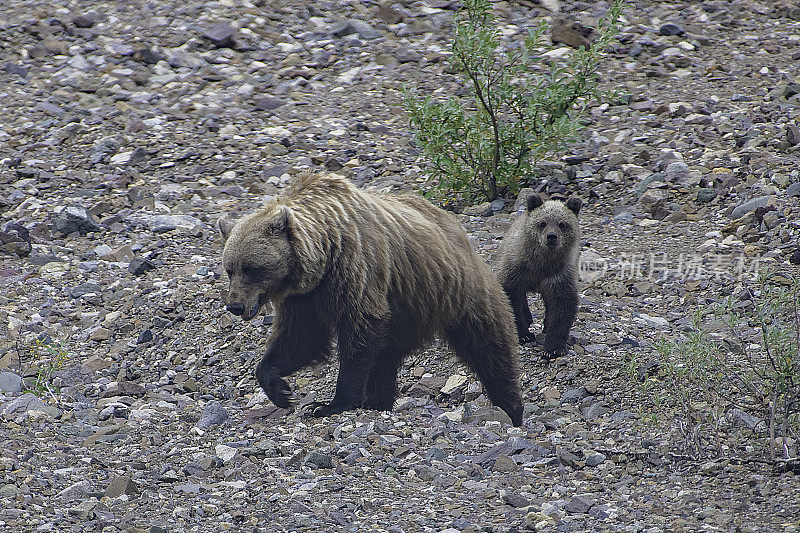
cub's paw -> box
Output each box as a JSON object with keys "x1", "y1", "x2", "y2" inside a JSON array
[{"x1": 518, "y1": 332, "x2": 537, "y2": 345}]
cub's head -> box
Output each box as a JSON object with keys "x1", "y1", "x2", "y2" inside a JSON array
[
  {"x1": 524, "y1": 194, "x2": 582, "y2": 252},
  {"x1": 218, "y1": 206, "x2": 296, "y2": 321}
]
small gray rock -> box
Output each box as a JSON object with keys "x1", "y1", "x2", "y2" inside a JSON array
[
  {"x1": 565, "y1": 496, "x2": 595, "y2": 514},
  {"x1": 696, "y1": 188, "x2": 717, "y2": 203},
  {"x1": 502, "y1": 492, "x2": 530, "y2": 508},
  {"x1": 128, "y1": 257, "x2": 155, "y2": 275},
  {"x1": 462, "y1": 202, "x2": 493, "y2": 217},
  {"x1": 203, "y1": 22, "x2": 237, "y2": 47},
  {"x1": 330, "y1": 19, "x2": 382, "y2": 40},
  {"x1": 105, "y1": 475, "x2": 139, "y2": 498},
  {"x1": 57, "y1": 480, "x2": 92, "y2": 501},
  {"x1": 1, "y1": 393, "x2": 43, "y2": 417},
  {"x1": 659, "y1": 23, "x2": 685, "y2": 36},
  {"x1": 786, "y1": 182, "x2": 800, "y2": 197},
  {"x1": 586, "y1": 452, "x2": 606, "y2": 467},
  {"x1": 729, "y1": 196, "x2": 771, "y2": 219},
  {"x1": 0, "y1": 371, "x2": 23, "y2": 394},
  {"x1": 53, "y1": 206, "x2": 102, "y2": 236},
  {"x1": 196, "y1": 400, "x2": 229, "y2": 429},
  {"x1": 305, "y1": 451, "x2": 334, "y2": 469}
]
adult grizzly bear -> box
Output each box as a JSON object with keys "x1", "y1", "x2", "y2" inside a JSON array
[
  {"x1": 218, "y1": 172, "x2": 523, "y2": 426},
  {"x1": 496, "y1": 194, "x2": 582, "y2": 358}
]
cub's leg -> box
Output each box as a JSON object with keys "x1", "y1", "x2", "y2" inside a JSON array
[{"x1": 540, "y1": 278, "x2": 578, "y2": 358}]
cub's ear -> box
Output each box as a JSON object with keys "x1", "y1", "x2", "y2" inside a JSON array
[
  {"x1": 217, "y1": 216, "x2": 236, "y2": 242},
  {"x1": 526, "y1": 194, "x2": 544, "y2": 212},
  {"x1": 566, "y1": 197, "x2": 582, "y2": 216},
  {"x1": 268, "y1": 206, "x2": 291, "y2": 235}
]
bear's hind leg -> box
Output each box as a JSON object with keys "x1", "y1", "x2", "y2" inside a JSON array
[
  {"x1": 362, "y1": 349, "x2": 404, "y2": 411},
  {"x1": 445, "y1": 317, "x2": 523, "y2": 426}
]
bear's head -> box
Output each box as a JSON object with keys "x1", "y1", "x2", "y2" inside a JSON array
[
  {"x1": 524, "y1": 194, "x2": 581, "y2": 253},
  {"x1": 218, "y1": 207, "x2": 296, "y2": 321}
]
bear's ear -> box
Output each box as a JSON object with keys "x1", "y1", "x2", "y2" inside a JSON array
[
  {"x1": 217, "y1": 216, "x2": 236, "y2": 242},
  {"x1": 566, "y1": 197, "x2": 582, "y2": 216},
  {"x1": 267, "y1": 206, "x2": 290, "y2": 236},
  {"x1": 526, "y1": 194, "x2": 544, "y2": 212}
]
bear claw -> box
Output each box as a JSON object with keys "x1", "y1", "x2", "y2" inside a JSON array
[{"x1": 264, "y1": 372, "x2": 293, "y2": 408}]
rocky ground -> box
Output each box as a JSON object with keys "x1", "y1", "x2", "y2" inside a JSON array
[{"x1": 1, "y1": 0, "x2": 800, "y2": 531}]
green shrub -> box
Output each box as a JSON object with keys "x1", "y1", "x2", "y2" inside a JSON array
[
  {"x1": 403, "y1": 0, "x2": 623, "y2": 203},
  {"x1": 627, "y1": 272, "x2": 799, "y2": 466},
  {"x1": 17, "y1": 337, "x2": 69, "y2": 400}
]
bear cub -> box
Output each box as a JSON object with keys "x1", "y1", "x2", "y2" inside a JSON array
[
  {"x1": 496, "y1": 194, "x2": 582, "y2": 357},
  {"x1": 218, "y1": 172, "x2": 523, "y2": 426}
]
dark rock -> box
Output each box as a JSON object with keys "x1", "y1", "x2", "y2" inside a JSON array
[
  {"x1": 69, "y1": 282, "x2": 102, "y2": 298},
  {"x1": 104, "y1": 475, "x2": 139, "y2": 498},
  {"x1": 128, "y1": 257, "x2": 155, "y2": 275},
  {"x1": 551, "y1": 18, "x2": 595, "y2": 49},
  {"x1": 0, "y1": 222, "x2": 32, "y2": 257},
  {"x1": 565, "y1": 496, "x2": 595, "y2": 514},
  {"x1": 15, "y1": 166, "x2": 38, "y2": 179},
  {"x1": 586, "y1": 452, "x2": 606, "y2": 467},
  {"x1": 71, "y1": 14, "x2": 97, "y2": 28},
  {"x1": 305, "y1": 451, "x2": 334, "y2": 469},
  {"x1": 203, "y1": 22, "x2": 237, "y2": 48},
  {"x1": 502, "y1": 492, "x2": 530, "y2": 508},
  {"x1": 137, "y1": 329, "x2": 153, "y2": 344},
  {"x1": 790, "y1": 249, "x2": 800, "y2": 265},
  {"x1": 254, "y1": 96, "x2": 286, "y2": 111},
  {"x1": 785, "y1": 82, "x2": 800, "y2": 99},
  {"x1": 787, "y1": 125, "x2": 800, "y2": 146},
  {"x1": 659, "y1": 23, "x2": 685, "y2": 36},
  {"x1": 196, "y1": 400, "x2": 229, "y2": 429},
  {"x1": 330, "y1": 19, "x2": 382, "y2": 40},
  {"x1": 53, "y1": 206, "x2": 102, "y2": 236},
  {"x1": 696, "y1": 188, "x2": 717, "y2": 203}
]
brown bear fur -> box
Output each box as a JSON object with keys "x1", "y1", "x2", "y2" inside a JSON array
[
  {"x1": 495, "y1": 194, "x2": 582, "y2": 357},
  {"x1": 219, "y1": 172, "x2": 523, "y2": 425}
]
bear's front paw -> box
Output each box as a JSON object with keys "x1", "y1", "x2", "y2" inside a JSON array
[
  {"x1": 265, "y1": 371, "x2": 293, "y2": 408},
  {"x1": 518, "y1": 332, "x2": 536, "y2": 345},
  {"x1": 542, "y1": 342, "x2": 569, "y2": 361},
  {"x1": 305, "y1": 401, "x2": 348, "y2": 418}
]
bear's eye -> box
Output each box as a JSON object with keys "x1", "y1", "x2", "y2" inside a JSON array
[
  {"x1": 559, "y1": 222, "x2": 567, "y2": 231},
  {"x1": 539, "y1": 221, "x2": 547, "y2": 230},
  {"x1": 241, "y1": 265, "x2": 261, "y2": 279}
]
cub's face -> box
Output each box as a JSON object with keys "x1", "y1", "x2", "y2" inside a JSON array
[
  {"x1": 218, "y1": 207, "x2": 294, "y2": 321},
  {"x1": 524, "y1": 194, "x2": 581, "y2": 252}
]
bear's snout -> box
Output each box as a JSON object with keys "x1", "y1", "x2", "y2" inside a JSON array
[
  {"x1": 227, "y1": 302, "x2": 245, "y2": 316},
  {"x1": 546, "y1": 233, "x2": 559, "y2": 247}
]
